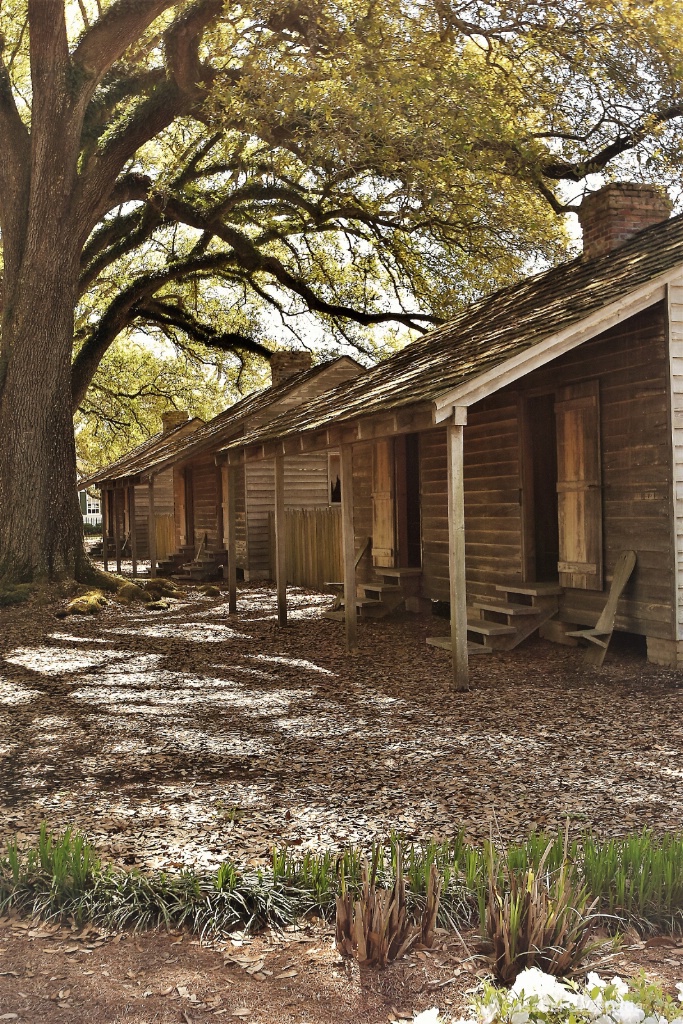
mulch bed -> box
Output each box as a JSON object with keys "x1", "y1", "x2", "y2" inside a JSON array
[
  {"x1": 2, "y1": 581, "x2": 683, "y2": 1021},
  {"x1": 1, "y1": 915, "x2": 682, "y2": 1023},
  {"x1": 1, "y1": 582, "x2": 683, "y2": 872}
]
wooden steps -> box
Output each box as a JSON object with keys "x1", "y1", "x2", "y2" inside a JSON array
[
  {"x1": 157, "y1": 545, "x2": 195, "y2": 577},
  {"x1": 323, "y1": 568, "x2": 421, "y2": 621},
  {"x1": 464, "y1": 581, "x2": 560, "y2": 651},
  {"x1": 426, "y1": 636, "x2": 493, "y2": 655}
]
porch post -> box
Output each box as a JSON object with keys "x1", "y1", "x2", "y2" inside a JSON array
[
  {"x1": 114, "y1": 488, "x2": 122, "y2": 573},
  {"x1": 128, "y1": 485, "x2": 138, "y2": 577},
  {"x1": 274, "y1": 453, "x2": 287, "y2": 625},
  {"x1": 222, "y1": 462, "x2": 238, "y2": 614},
  {"x1": 148, "y1": 475, "x2": 157, "y2": 579},
  {"x1": 101, "y1": 488, "x2": 109, "y2": 572},
  {"x1": 340, "y1": 443, "x2": 357, "y2": 653},
  {"x1": 447, "y1": 409, "x2": 469, "y2": 691}
]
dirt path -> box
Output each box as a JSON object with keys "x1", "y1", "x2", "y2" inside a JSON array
[
  {"x1": 1, "y1": 583, "x2": 683, "y2": 872},
  {"x1": 1, "y1": 915, "x2": 682, "y2": 1024}
]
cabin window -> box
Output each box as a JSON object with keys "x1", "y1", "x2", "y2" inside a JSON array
[
  {"x1": 554, "y1": 380, "x2": 603, "y2": 590},
  {"x1": 328, "y1": 453, "x2": 341, "y2": 504}
]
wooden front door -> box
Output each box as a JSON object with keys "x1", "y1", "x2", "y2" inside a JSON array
[
  {"x1": 555, "y1": 380, "x2": 603, "y2": 590},
  {"x1": 372, "y1": 439, "x2": 396, "y2": 566}
]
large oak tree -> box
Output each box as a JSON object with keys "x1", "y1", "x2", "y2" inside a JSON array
[{"x1": 1, "y1": 0, "x2": 683, "y2": 583}]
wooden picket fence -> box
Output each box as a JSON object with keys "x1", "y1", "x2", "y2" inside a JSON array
[
  {"x1": 268, "y1": 506, "x2": 342, "y2": 589},
  {"x1": 154, "y1": 514, "x2": 175, "y2": 561}
]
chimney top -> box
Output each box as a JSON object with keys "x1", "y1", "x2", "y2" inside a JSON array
[
  {"x1": 161, "y1": 410, "x2": 189, "y2": 433},
  {"x1": 578, "y1": 182, "x2": 672, "y2": 260},
  {"x1": 270, "y1": 350, "x2": 314, "y2": 388}
]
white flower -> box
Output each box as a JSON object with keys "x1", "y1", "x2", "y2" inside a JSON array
[
  {"x1": 611, "y1": 999, "x2": 646, "y2": 1024},
  {"x1": 611, "y1": 977, "x2": 630, "y2": 999},
  {"x1": 587, "y1": 974, "x2": 608, "y2": 990},
  {"x1": 676, "y1": 983, "x2": 683, "y2": 1003},
  {"x1": 511, "y1": 1012, "x2": 530, "y2": 1024},
  {"x1": 510, "y1": 968, "x2": 578, "y2": 1009},
  {"x1": 413, "y1": 1009, "x2": 441, "y2": 1024}
]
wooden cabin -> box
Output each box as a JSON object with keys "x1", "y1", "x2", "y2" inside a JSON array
[
  {"x1": 154, "y1": 353, "x2": 364, "y2": 581},
  {"x1": 83, "y1": 354, "x2": 365, "y2": 581},
  {"x1": 79, "y1": 413, "x2": 203, "y2": 571},
  {"x1": 219, "y1": 183, "x2": 683, "y2": 682}
]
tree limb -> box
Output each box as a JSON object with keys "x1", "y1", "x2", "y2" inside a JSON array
[{"x1": 71, "y1": 0, "x2": 178, "y2": 106}]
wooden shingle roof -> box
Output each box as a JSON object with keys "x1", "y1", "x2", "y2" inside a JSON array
[
  {"x1": 222, "y1": 211, "x2": 683, "y2": 452},
  {"x1": 81, "y1": 356, "x2": 364, "y2": 486},
  {"x1": 79, "y1": 417, "x2": 203, "y2": 488}
]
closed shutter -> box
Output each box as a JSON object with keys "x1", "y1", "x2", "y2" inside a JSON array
[
  {"x1": 372, "y1": 439, "x2": 396, "y2": 567},
  {"x1": 555, "y1": 380, "x2": 603, "y2": 590}
]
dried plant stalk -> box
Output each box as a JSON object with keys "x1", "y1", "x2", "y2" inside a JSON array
[{"x1": 335, "y1": 850, "x2": 442, "y2": 967}]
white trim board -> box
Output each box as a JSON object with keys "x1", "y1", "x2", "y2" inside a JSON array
[
  {"x1": 433, "y1": 271, "x2": 677, "y2": 422},
  {"x1": 667, "y1": 275, "x2": 683, "y2": 641}
]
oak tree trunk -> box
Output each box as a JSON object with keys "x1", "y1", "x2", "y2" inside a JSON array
[{"x1": 0, "y1": 238, "x2": 87, "y2": 583}]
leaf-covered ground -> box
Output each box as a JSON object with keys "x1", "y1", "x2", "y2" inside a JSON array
[{"x1": 1, "y1": 582, "x2": 683, "y2": 872}]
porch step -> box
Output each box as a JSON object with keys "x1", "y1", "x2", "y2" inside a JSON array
[
  {"x1": 495, "y1": 581, "x2": 563, "y2": 598},
  {"x1": 467, "y1": 618, "x2": 516, "y2": 637},
  {"x1": 323, "y1": 569, "x2": 419, "y2": 622},
  {"x1": 473, "y1": 600, "x2": 542, "y2": 617},
  {"x1": 375, "y1": 567, "x2": 422, "y2": 579},
  {"x1": 426, "y1": 636, "x2": 493, "y2": 655},
  {"x1": 360, "y1": 583, "x2": 402, "y2": 596}
]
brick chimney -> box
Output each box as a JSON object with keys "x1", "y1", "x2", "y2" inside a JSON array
[
  {"x1": 161, "y1": 410, "x2": 189, "y2": 433},
  {"x1": 270, "y1": 350, "x2": 313, "y2": 387},
  {"x1": 578, "y1": 182, "x2": 672, "y2": 260}
]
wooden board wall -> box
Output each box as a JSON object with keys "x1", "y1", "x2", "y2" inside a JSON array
[
  {"x1": 418, "y1": 302, "x2": 674, "y2": 639},
  {"x1": 667, "y1": 278, "x2": 683, "y2": 642},
  {"x1": 350, "y1": 441, "x2": 374, "y2": 583},
  {"x1": 245, "y1": 453, "x2": 331, "y2": 576},
  {"x1": 420, "y1": 392, "x2": 522, "y2": 605},
  {"x1": 526, "y1": 303, "x2": 673, "y2": 638},
  {"x1": 129, "y1": 468, "x2": 174, "y2": 558},
  {"x1": 188, "y1": 455, "x2": 222, "y2": 550}
]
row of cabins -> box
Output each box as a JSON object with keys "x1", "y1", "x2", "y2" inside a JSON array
[
  {"x1": 83, "y1": 182, "x2": 683, "y2": 684},
  {"x1": 81, "y1": 353, "x2": 365, "y2": 583}
]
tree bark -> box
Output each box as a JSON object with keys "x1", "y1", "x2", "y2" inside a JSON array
[{"x1": 0, "y1": 242, "x2": 87, "y2": 582}]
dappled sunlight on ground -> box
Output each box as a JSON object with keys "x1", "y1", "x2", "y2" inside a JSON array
[{"x1": 1, "y1": 581, "x2": 683, "y2": 873}]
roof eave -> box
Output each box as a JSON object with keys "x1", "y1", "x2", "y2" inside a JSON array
[{"x1": 433, "y1": 270, "x2": 679, "y2": 423}]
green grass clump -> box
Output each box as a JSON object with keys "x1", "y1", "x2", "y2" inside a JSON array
[
  {"x1": 0, "y1": 582, "x2": 33, "y2": 606},
  {"x1": 4, "y1": 825, "x2": 683, "y2": 942}
]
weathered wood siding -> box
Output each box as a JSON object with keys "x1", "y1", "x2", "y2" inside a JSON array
[
  {"x1": 418, "y1": 302, "x2": 674, "y2": 639},
  {"x1": 350, "y1": 442, "x2": 375, "y2": 583},
  {"x1": 668, "y1": 277, "x2": 683, "y2": 642},
  {"x1": 420, "y1": 392, "x2": 522, "y2": 604},
  {"x1": 526, "y1": 302, "x2": 673, "y2": 639},
  {"x1": 244, "y1": 454, "x2": 331, "y2": 577},
  {"x1": 188, "y1": 455, "x2": 222, "y2": 550},
  {"x1": 130, "y1": 469, "x2": 174, "y2": 558}
]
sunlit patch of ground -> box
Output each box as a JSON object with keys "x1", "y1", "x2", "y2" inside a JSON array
[{"x1": 1, "y1": 581, "x2": 683, "y2": 872}]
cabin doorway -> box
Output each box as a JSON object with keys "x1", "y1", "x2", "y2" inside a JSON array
[
  {"x1": 522, "y1": 393, "x2": 559, "y2": 581},
  {"x1": 184, "y1": 467, "x2": 195, "y2": 550},
  {"x1": 371, "y1": 435, "x2": 422, "y2": 568},
  {"x1": 395, "y1": 433, "x2": 422, "y2": 567}
]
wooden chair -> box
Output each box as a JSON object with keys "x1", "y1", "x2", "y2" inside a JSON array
[{"x1": 565, "y1": 550, "x2": 636, "y2": 666}]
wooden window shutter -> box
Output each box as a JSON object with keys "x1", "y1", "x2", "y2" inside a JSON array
[
  {"x1": 555, "y1": 380, "x2": 603, "y2": 590},
  {"x1": 372, "y1": 438, "x2": 396, "y2": 567}
]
